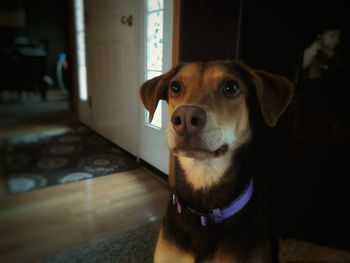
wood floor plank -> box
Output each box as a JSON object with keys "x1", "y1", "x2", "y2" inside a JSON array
[{"x1": 0, "y1": 168, "x2": 170, "y2": 263}]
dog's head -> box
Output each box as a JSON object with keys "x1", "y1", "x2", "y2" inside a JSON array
[{"x1": 140, "y1": 61, "x2": 294, "y2": 188}]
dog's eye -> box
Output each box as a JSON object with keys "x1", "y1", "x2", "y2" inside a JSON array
[
  {"x1": 170, "y1": 81, "x2": 182, "y2": 96},
  {"x1": 221, "y1": 80, "x2": 240, "y2": 98}
]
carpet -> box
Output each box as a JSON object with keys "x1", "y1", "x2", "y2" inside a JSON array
[
  {"x1": 39, "y1": 221, "x2": 350, "y2": 263},
  {"x1": 2, "y1": 123, "x2": 140, "y2": 195},
  {"x1": 39, "y1": 221, "x2": 160, "y2": 263}
]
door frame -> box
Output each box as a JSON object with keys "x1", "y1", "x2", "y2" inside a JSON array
[
  {"x1": 67, "y1": 0, "x2": 80, "y2": 119},
  {"x1": 169, "y1": 0, "x2": 181, "y2": 187}
]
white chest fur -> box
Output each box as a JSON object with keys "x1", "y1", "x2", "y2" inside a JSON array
[{"x1": 178, "y1": 153, "x2": 233, "y2": 190}]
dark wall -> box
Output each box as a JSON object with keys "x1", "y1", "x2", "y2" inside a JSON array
[
  {"x1": 178, "y1": 0, "x2": 302, "y2": 80},
  {"x1": 240, "y1": 0, "x2": 348, "y2": 80},
  {"x1": 179, "y1": 0, "x2": 240, "y2": 62},
  {"x1": 178, "y1": 0, "x2": 349, "y2": 250},
  {"x1": 0, "y1": 0, "x2": 69, "y2": 83},
  {"x1": 241, "y1": 0, "x2": 349, "y2": 250},
  {"x1": 179, "y1": 0, "x2": 348, "y2": 80},
  {"x1": 239, "y1": 0, "x2": 302, "y2": 80}
]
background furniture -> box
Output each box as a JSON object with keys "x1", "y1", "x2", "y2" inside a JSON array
[{"x1": 0, "y1": 36, "x2": 48, "y2": 100}]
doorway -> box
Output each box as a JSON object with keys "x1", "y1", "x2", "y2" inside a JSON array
[{"x1": 78, "y1": 0, "x2": 173, "y2": 173}]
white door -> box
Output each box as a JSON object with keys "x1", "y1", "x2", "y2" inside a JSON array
[
  {"x1": 79, "y1": 0, "x2": 173, "y2": 174},
  {"x1": 138, "y1": 0, "x2": 173, "y2": 175},
  {"x1": 84, "y1": 0, "x2": 140, "y2": 156}
]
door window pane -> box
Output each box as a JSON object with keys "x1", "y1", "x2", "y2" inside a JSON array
[
  {"x1": 145, "y1": 0, "x2": 164, "y2": 129},
  {"x1": 74, "y1": 0, "x2": 88, "y2": 101}
]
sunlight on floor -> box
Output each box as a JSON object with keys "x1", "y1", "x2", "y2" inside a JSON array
[{"x1": 0, "y1": 125, "x2": 71, "y2": 143}]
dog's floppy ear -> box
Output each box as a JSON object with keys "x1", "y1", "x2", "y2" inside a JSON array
[
  {"x1": 140, "y1": 65, "x2": 183, "y2": 122},
  {"x1": 251, "y1": 70, "x2": 295, "y2": 127}
]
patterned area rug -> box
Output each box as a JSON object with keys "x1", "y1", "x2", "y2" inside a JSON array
[
  {"x1": 2, "y1": 124, "x2": 140, "y2": 194},
  {"x1": 39, "y1": 221, "x2": 350, "y2": 263}
]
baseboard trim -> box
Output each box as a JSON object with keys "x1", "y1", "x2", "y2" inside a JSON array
[
  {"x1": 139, "y1": 159, "x2": 169, "y2": 182},
  {"x1": 79, "y1": 122, "x2": 169, "y2": 184}
]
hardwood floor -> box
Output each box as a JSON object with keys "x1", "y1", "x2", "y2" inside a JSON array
[{"x1": 0, "y1": 168, "x2": 170, "y2": 263}]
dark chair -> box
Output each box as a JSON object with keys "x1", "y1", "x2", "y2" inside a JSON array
[{"x1": 1, "y1": 37, "x2": 48, "y2": 101}]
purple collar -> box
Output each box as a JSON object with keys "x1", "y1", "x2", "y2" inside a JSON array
[{"x1": 173, "y1": 177, "x2": 254, "y2": 227}]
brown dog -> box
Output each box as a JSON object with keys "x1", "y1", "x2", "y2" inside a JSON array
[{"x1": 140, "y1": 61, "x2": 294, "y2": 263}]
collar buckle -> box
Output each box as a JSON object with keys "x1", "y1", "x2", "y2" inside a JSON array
[{"x1": 212, "y1": 208, "x2": 223, "y2": 224}]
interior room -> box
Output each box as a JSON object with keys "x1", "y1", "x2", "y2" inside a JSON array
[{"x1": 0, "y1": 0, "x2": 348, "y2": 262}]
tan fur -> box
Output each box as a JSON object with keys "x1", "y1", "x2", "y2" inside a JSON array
[
  {"x1": 154, "y1": 227, "x2": 195, "y2": 263},
  {"x1": 212, "y1": 245, "x2": 270, "y2": 263},
  {"x1": 212, "y1": 254, "x2": 239, "y2": 263}
]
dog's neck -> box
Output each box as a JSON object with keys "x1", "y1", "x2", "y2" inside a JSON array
[{"x1": 174, "y1": 146, "x2": 253, "y2": 213}]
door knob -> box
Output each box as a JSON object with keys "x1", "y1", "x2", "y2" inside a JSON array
[{"x1": 121, "y1": 15, "x2": 133, "y2": 26}]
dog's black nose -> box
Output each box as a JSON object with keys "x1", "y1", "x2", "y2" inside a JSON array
[{"x1": 171, "y1": 106, "x2": 207, "y2": 137}]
